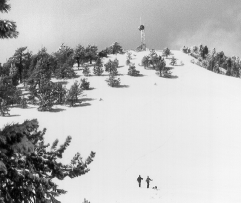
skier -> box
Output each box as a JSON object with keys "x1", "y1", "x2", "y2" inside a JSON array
[
  {"x1": 146, "y1": 176, "x2": 152, "y2": 188},
  {"x1": 137, "y1": 175, "x2": 143, "y2": 187}
]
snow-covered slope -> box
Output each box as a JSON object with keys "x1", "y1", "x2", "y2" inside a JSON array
[{"x1": 1, "y1": 50, "x2": 241, "y2": 203}]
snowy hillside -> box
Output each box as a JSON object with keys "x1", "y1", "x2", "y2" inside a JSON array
[{"x1": 1, "y1": 50, "x2": 241, "y2": 203}]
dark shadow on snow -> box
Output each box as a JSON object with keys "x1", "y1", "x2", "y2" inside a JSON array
[
  {"x1": 49, "y1": 108, "x2": 66, "y2": 113},
  {"x1": 116, "y1": 85, "x2": 129, "y2": 88}
]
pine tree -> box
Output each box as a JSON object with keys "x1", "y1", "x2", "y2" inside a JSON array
[
  {"x1": 104, "y1": 60, "x2": 118, "y2": 76},
  {"x1": 83, "y1": 65, "x2": 90, "y2": 77},
  {"x1": 9, "y1": 47, "x2": 32, "y2": 83},
  {"x1": 105, "y1": 72, "x2": 120, "y2": 87},
  {"x1": 55, "y1": 63, "x2": 76, "y2": 79},
  {"x1": 93, "y1": 57, "x2": 104, "y2": 76},
  {"x1": 80, "y1": 78, "x2": 90, "y2": 90},
  {"x1": 65, "y1": 81, "x2": 82, "y2": 106},
  {"x1": 0, "y1": 119, "x2": 95, "y2": 202},
  {"x1": 0, "y1": 0, "x2": 18, "y2": 39},
  {"x1": 53, "y1": 82, "x2": 67, "y2": 104},
  {"x1": 163, "y1": 48, "x2": 171, "y2": 58},
  {"x1": 73, "y1": 44, "x2": 86, "y2": 68},
  {"x1": 36, "y1": 79, "x2": 58, "y2": 111},
  {"x1": 128, "y1": 64, "x2": 140, "y2": 76},
  {"x1": 85, "y1": 45, "x2": 98, "y2": 64},
  {"x1": 141, "y1": 55, "x2": 150, "y2": 68},
  {"x1": 170, "y1": 56, "x2": 177, "y2": 66},
  {"x1": 107, "y1": 42, "x2": 123, "y2": 54}
]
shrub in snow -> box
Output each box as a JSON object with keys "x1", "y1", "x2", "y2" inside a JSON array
[
  {"x1": 170, "y1": 56, "x2": 177, "y2": 66},
  {"x1": 126, "y1": 59, "x2": 131, "y2": 66},
  {"x1": 65, "y1": 81, "x2": 82, "y2": 107},
  {"x1": 80, "y1": 78, "x2": 90, "y2": 90},
  {"x1": 128, "y1": 64, "x2": 140, "y2": 76},
  {"x1": 163, "y1": 47, "x2": 171, "y2": 58},
  {"x1": 83, "y1": 66, "x2": 91, "y2": 77},
  {"x1": 20, "y1": 97, "x2": 28, "y2": 108},
  {"x1": 126, "y1": 51, "x2": 132, "y2": 60},
  {"x1": 106, "y1": 73, "x2": 120, "y2": 87},
  {"x1": 93, "y1": 57, "x2": 104, "y2": 76}
]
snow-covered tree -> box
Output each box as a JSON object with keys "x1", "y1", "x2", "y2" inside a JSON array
[
  {"x1": 104, "y1": 59, "x2": 118, "y2": 76},
  {"x1": 85, "y1": 45, "x2": 98, "y2": 64},
  {"x1": 0, "y1": 119, "x2": 95, "y2": 202},
  {"x1": 0, "y1": 0, "x2": 18, "y2": 39},
  {"x1": 106, "y1": 73, "x2": 120, "y2": 87},
  {"x1": 93, "y1": 57, "x2": 104, "y2": 76},
  {"x1": 73, "y1": 44, "x2": 86, "y2": 68},
  {"x1": 65, "y1": 81, "x2": 82, "y2": 106},
  {"x1": 170, "y1": 56, "x2": 177, "y2": 66},
  {"x1": 80, "y1": 78, "x2": 90, "y2": 90},
  {"x1": 163, "y1": 47, "x2": 171, "y2": 58},
  {"x1": 83, "y1": 65, "x2": 91, "y2": 77},
  {"x1": 128, "y1": 64, "x2": 140, "y2": 76}
]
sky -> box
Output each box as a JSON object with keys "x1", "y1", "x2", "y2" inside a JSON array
[{"x1": 1, "y1": 0, "x2": 241, "y2": 62}]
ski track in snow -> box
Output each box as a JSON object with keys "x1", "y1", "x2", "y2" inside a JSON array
[{"x1": 1, "y1": 50, "x2": 241, "y2": 203}]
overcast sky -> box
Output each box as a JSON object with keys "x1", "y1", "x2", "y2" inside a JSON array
[{"x1": 1, "y1": 0, "x2": 241, "y2": 62}]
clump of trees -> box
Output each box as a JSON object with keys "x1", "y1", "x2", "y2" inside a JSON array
[
  {"x1": 106, "y1": 42, "x2": 124, "y2": 55},
  {"x1": 183, "y1": 44, "x2": 241, "y2": 78},
  {"x1": 0, "y1": 119, "x2": 95, "y2": 202}
]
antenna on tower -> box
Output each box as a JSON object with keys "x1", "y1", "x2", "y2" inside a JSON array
[{"x1": 136, "y1": 17, "x2": 146, "y2": 51}]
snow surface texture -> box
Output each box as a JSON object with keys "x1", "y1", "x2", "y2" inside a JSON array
[{"x1": 1, "y1": 50, "x2": 241, "y2": 203}]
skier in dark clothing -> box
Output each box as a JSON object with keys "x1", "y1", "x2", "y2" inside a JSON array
[
  {"x1": 146, "y1": 176, "x2": 152, "y2": 188},
  {"x1": 137, "y1": 175, "x2": 143, "y2": 187}
]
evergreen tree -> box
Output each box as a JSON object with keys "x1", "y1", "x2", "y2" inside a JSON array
[
  {"x1": 141, "y1": 55, "x2": 150, "y2": 68},
  {"x1": 104, "y1": 60, "x2": 118, "y2": 76},
  {"x1": 80, "y1": 78, "x2": 90, "y2": 90},
  {"x1": 127, "y1": 64, "x2": 140, "y2": 76},
  {"x1": 82, "y1": 66, "x2": 90, "y2": 77},
  {"x1": 170, "y1": 56, "x2": 177, "y2": 66},
  {"x1": 73, "y1": 44, "x2": 86, "y2": 68},
  {"x1": 55, "y1": 63, "x2": 76, "y2": 79},
  {"x1": 105, "y1": 73, "x2": 120, "y2": 87},
  {"x1": 93, "y1": 57, "x2": 104, "y2": 76},
  {"x1": 0, "y1": 119, "x2": 95, "y2": 202},
  {"x1": 156, "y1": 57, "x2": 166, "y2": 77},
  {"x1": 65, "y1": 81, "x2": 82, "y2": 106},
  {"x1": 0, "y1": 0, "x2": 18, "y2": 39},
  {"x1": 107, "y1": 42, "x2": 123, "y2": 54},
  {"x1": 53, "y1": 82, "x2": 67, "y2": 104},
  {"x1": 9, "y1": 47, "x2": 32, "y2": 83},
  {"x1": 85, "y1": 45, "x2": 98, "y2": 64},
  {"x1": 163, "y1": 48, "x2": 171, "y2": 58},
  {"x1": 28, "y1": 57, "x2": 52, "y2": 89},
  {"x1": 36, "y1": 79, "x2": 58, "y2": 111}
]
